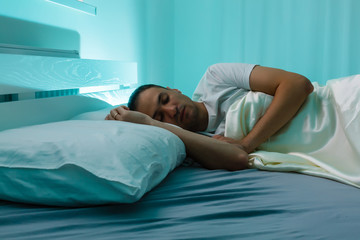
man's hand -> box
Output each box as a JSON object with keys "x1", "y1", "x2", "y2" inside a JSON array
[
  {"x1": 212, "y1": 135, "x2": 237, "y2": 144},
  {"x1": 212, "y1": 135, "x2": 249, "y2": 153},
  {"x1": 105, "y1": 106, "x2": 153, "y2": 125}
]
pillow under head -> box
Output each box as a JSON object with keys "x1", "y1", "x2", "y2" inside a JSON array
[{"x1": 0, "y1": 120, "x2": 186, "y2": 206}]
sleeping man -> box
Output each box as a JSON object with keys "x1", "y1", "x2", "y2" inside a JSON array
[{"x1": 105, "y1": 63, "x2": 314, "y2": 171}]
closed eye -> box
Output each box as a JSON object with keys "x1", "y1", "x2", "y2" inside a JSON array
[
  {"x1": 153, "y1": 92, "x2": 168, "y2": 121},
  {"x1": 161, "y1": 93, "x2": 169, "y2": 105}
]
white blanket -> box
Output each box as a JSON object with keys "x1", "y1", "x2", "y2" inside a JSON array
[{"x1": 225, "y1": 75, "x2": 360, "y2": 188}]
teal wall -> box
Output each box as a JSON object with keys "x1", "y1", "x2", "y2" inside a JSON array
[
  {"x1": 143, "y1": 0, "x2": 174, "y2": 87},
  {"x1": 1, "y1": 0, "x2": 359, "y2": 97},
  {"x1": 0, "y1": 0, "x2": 144, "y2": 60},
  {"x1": 0, "y1": 0, "x2": 173, "y2": 87},
  {"x1": 174, "y1": 0, "x2": 360, "y2": 96}
]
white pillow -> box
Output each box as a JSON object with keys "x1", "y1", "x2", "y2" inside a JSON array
[
  {"x1": 71, "y1": 106, "x2": 116, "y2": 120},
  {"x1": 0, "y1": 120, "x2": 186, "y2": 206}
]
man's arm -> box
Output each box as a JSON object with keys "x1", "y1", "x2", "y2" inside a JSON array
[
  {"x1": 106, "y1": 107, "x2": 249, "y2": 171},
  {"x1": 236, "y1": 66, "x2": 314, "y2": 153}
]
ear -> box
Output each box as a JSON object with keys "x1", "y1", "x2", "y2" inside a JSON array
[{"x1": 166, "y1": 86, "x2": 182, "y2": 94}]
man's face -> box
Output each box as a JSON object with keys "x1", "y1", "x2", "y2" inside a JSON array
[{"x1": 136, "y1": 87, "x2": 204, "y2": 132}]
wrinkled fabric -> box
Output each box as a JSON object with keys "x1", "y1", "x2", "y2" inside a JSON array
[
  {"x1": 0, "y1": 121, "x2": 186, "y2": 206},
  {"x1": 225, "y1": 75, "x2": 360, "y2": 188},
  {"x1": 2, "y1": 167, "x2": 360, "y2": 240}
]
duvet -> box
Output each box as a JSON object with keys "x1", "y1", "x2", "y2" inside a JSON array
[{"x1": 225, "y1": 75, "x2": 360, "y2": 188}]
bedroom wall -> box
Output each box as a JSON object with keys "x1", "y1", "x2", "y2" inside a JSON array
[
  {"x1": 174, "y1": 0, "x2": 360, "y2": 96},
  {"x1": 2, "y1": 0, "x2": 359, "y2": 99},
  {"x1": 0, "y1": 0, "x2": 174, "y2": 87},
  {"x1": 142, "y1": 0, "x2": 174, "y2": 87},
  {"x1": 0, "y1": 0, "x2": 144, "y2": 60}
]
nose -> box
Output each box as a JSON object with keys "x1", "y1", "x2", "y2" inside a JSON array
[{"x1": 160, "y1": 105, "x2": 178, "y2": 119}]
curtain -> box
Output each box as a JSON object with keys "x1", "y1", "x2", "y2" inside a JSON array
[{"x1": 174, "y1": 0, "x2": 360, "y2": 95}]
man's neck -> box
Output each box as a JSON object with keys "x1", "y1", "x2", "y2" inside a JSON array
[{"x1": 195, "y1": 101, "x2": 209, "y2": 132}]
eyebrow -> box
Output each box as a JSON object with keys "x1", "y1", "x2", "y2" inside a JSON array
[{"x1": 152, "y1": 92, "x2": 164, "y2": 119}]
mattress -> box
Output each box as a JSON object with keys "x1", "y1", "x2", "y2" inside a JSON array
[{"x1": 1, "y1": 165, "x2": 359, "y2": 240}]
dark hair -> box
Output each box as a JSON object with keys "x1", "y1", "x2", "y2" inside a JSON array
[{"x1": 128, "y1": 84, "x2": 165, "y2": 111}]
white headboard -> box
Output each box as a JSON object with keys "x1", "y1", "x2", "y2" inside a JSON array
[{"x1": 0, "y1": 53, "x2": 137, "y2": 131}]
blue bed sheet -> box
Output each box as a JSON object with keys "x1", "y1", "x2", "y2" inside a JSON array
[{"x1": 1, "y1": 166, "x2": 360, "y2": 239}]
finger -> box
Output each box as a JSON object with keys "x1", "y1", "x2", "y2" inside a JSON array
[
  {"x1": 234, "y1": 144, "x2": 246, "y2": 152},
  {"x1": 121, "y1": 105, "x2": 130, "y2": 110},
  {"x1": 111, "y1": 110, "x2": 119, "y2": 120},
  {"x1": 212, "y1": 135, "x2": 223, "y2": 139},
  {"x1": 117, "y1": 106, "x2": 126, "y2": 114},
  {"x1": 110, "y1": 110, "x2": 120, "y2": 120}
]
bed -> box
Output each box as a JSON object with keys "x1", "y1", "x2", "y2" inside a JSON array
[{"x1": 1, "y1": 52, "x2": 360, "y2": 239}]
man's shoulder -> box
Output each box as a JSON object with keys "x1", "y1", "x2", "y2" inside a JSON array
[
  {"x1": 192, "y1": 63, "x2": 255, "y2": 100},
  {"x1": 207, "y1": 62, "x2": 252, "y2": 71}
]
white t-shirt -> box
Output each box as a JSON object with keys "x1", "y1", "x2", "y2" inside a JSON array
[{"x1": 192, "y1": 63, "x2": 257, "y2": 135}]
